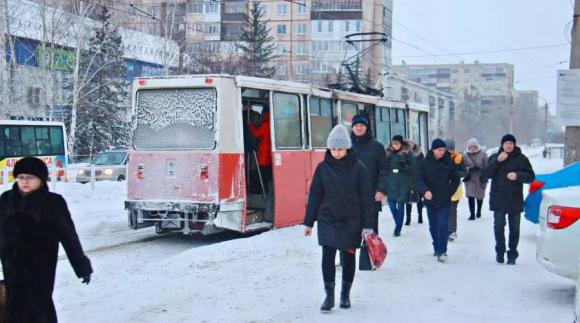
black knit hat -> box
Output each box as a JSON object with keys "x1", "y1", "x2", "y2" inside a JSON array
[
  {"x1": 431, "y1": 138, "x2": 447, "y2": 151},
  {"x1": 13, "y1": 157, "x2": 49, "y2": 182},
  {"x1": 501, "y1": 134, "x2": 516, "y2": 145},
  {"x1": 391, "y1": 135, "x2": 404, "y2": 143},
  {"x1": 351, "y1": 114, "x2": 369, "y2": 128}
]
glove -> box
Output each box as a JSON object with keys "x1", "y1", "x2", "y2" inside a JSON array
[
  {"x1": 462, "y1": 174, "x2": 472, "y2": 182},
  {"x1": 361, "y1": 228, "x2": 374, "y2": 237},
  {"x1": 81, "y1": 274, "x2": 91, "y2": 285},
  {"x1": 470, "y1": 166, "x2": 480, "y2": 172}
]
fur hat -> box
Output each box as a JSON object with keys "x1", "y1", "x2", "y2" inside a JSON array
[
  {"x1": 351, "y1": 114, "x2": 369, "y2": 128},
  {"x1": 327, "y1": 125, "x2": 352, "y2": 149},
  {"x1": 431, "y1": 138, "x2": 447, "y2": 151},
  {"x1": 501, "y1": 134, "x2": 516, "y2": 145},
  {"x1": 391, "y1": 135, "x2": 404, "y2": 144},
  {"x1": 444, "y1": 139, "x2": 456, "y2": 151},
  {"x1": 13, "y1": 157, "x2": 49, "y2": 182},
  {"x1": 466, "y1": 138, "x2": 480, "y2": 151}
]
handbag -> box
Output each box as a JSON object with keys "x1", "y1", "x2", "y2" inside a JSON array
[{"x1": 359, "y1": 241, "x2": 374, "y2": 271}]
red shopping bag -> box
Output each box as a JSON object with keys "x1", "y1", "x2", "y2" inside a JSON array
[{"x1": 364, "y1": 233, "x2": 387, "y2": 269}]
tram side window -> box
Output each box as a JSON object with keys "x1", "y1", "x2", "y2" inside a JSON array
[
  {"x1": 4, "y1": 127, "x2": 22, "y2": 156},
  {"x1": 375, "y1": 106, "x2": 390, "y2": 146},
  {"x1": 310, "y1": 96, "x2": 333, "y2": 148},
  {"x1": 0, "y1": 128, "x2": 5, "y2": 158},
  {"x1": 410, "y1": 111, "x2": 420, "y2": 144},
  {"x1": 340, "y1": 102, "x2": 358, "y2": 128},
  {"x1": 390, "y1": 108, "x2": 406, "y2": 137},
  {"x1": 36, "y1": 127, "x2": 52, "y2": 155},
  {"x1": 419, "y1": 112, "x2": 428, "y2": 150},
  {"x1": 49, "y1": 127, "x2": 65, "y2": 155},
  {"x1": 273, "y1": 92, "x2": 302, "y2": 149},
  {"x1": 21, "y1": 127, "x2": 37, "y2": 156}
]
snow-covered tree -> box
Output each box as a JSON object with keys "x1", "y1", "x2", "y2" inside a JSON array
[
  {"x1": 237, "y1": 1, "x2": 277, "y2": 77},
  {"x1": 73, "y1": 6, "x2": 129, "y2": 158}
]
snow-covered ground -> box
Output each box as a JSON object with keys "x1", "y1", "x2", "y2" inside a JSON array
[{"x1": 10, "y1": 154, "x2": 578, "y2": 322}]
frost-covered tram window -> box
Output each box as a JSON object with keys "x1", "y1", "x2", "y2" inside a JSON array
[{"x1": 134, "y1": 88, "x2": 217, "y2": 150}]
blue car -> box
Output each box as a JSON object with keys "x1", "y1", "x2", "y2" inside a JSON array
[{"x1": 524, "y1": 162, "x2": 580, "y2": 223}]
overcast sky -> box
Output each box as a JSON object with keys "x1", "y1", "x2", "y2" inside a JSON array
[{"x1": 391, "y1": 0, "x2": 572, "y2": 110}]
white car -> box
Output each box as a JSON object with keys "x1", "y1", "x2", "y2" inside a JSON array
[{"x1": 536, "y1": 185, "x2": 580, "y2": 280}]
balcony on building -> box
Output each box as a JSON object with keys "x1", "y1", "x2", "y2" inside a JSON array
[{"x1": 311, "y1": 0, "x2": 362, "y2": 20}]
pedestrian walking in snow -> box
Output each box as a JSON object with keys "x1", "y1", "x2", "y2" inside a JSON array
[
  {"x1": 0, "y1": 157, "x2": 92, "y2": 323},
  {"x1": 405, "y1": 140, "x2": 425, "y2": 225},
  {"x1": 484, "y1": 134, "x2": 535, "y2": 265},
  {"x1": 350, "y1": 114, "x2": 389, "y2": 234},
  {"x1": 303, "y1": 125, "x2": 375, "y2": 312},
  {"x1": 462, "y1": 138, "x2": 488, "y2": 220},
  {"x1": 385, "y1": 135, "x2": 415, "y2": 236},
  {"x1": 445, "y1": 139, "x2": 466, "y2": 242},
  {"x1": 415, "y1": 139, "x2": 460, "y2": 263}
]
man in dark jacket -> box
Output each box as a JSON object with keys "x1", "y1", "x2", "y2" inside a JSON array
[
  {"x1": 415, "y1": 139, "x2": 460, "y2": 263},
  {"x1": 0, "y1": 157, "x2": 92, "y2": 323},
  {"x1": 350, "y1": 114, "x2": 389, "y2": 233},
  {"x1": 484, "y1": 134, "x2": 535, "y2": 265}
]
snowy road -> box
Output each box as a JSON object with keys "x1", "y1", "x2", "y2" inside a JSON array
[{"x1": 12, "y1": 153, "x2": 579, "y2": 322}]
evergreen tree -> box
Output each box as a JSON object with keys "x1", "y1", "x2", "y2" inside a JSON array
[
  {"x1": 74, "y1": 6, "x2": 129, "y2": 157},
  {"x1": 237, "y1": 1, "x2": 277, "y2": 77}
]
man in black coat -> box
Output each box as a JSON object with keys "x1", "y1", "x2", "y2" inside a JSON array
[
  {"x1": 350, "y1": 114, "x2": 389, "y2": 233},
  {"x1": 484, "y1": 134, "x2": 535, "y2": 265},
  {"x1": 0, "y1": 157, "x2": 92, "y2": 322},
  {"x1": 415, "y1": 139, "x2": 460, "y2": 263}
]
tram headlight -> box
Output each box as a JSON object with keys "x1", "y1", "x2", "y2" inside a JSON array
[
  {"x1": 103, "y1": 169, "x2": 114, "y2": 176},
  {"x1": 77, "y1": 169, "x2": 85, "y2": 176}
]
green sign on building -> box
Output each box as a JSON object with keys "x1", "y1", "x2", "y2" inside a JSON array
[{"x1": 36, "y1": 47, "x2": 75, "y2": 71}]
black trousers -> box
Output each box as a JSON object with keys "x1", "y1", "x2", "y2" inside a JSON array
[
  {"x1": 322, "y1": 246, "x2": 355, "y2": 283},
  {"x1": 406, "y1": 199, "x2": 424, "y2": 218},
  {"x1": 468, "y1": 197, "x2": 484, "y2": 217},
  {"x1": 493, "y1": 212, "x2": 521, "y2": 259}
]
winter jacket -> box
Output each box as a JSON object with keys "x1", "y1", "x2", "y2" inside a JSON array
[
  {"x1": 303, "y1": 150, "x2": 375, "y2": 250},
  {"x1": 407, "y1": 141, "x2": 425, "y2": 203},
  {"x1": 385, "y1": 141, "x2": 415, "y2": 203},
  {"x1": 449, "y1": 151, "x2": 466, "y2": 202},
  {"x1": 248, "y1": 113, "x2": 272, "y2": 167},
  {"x1": 0, "y1": 183, "x2": 92, "y2": 323},
  {"x1": 484, "y1": 146, "x2": 535, "y2": 214},
  {"x1": 415, "y1": 152, "x2": 460, "y2": 209},
  {"x1": 463, "y1": 149, "x2": 488, "y2": 199},
  {"x1": 350, "y1": 131, "x2": 389, "y2": 211}
]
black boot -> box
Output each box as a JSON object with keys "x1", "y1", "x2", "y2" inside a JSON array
[
  {"x1": 320, "y1": 282, "x2": 335, "y2": 312},
  {"x1": 405, "y1": 214, "x2": 411, "y2": 226},
  {"x1": 418, "y1": 213, "x2": 423, "y2": 224},
  {"x1": 339, "y1": 282, "x2": 352, "y2": 309}
]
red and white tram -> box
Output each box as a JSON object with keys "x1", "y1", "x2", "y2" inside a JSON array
[{"x1": 125, "y1": 75, "x2": 429, "y2": 235}]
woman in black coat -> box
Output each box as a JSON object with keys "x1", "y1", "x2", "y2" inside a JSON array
[
  {"x1": 304, "y1": 125, "x2": 374, "y2": 313},
  {"x1": 0, "y1": 157, "x2": 92, "y2": 323}
]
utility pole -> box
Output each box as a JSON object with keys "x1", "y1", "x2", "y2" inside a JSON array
[
  {"x1": 544, "y1": 102, "x2": 549, "y2": 143},
  {"x1": 565, "y1": 0, "x2": 580, "y2": 165},
  {"x1": 571, "y1": 0, "x2": 580, "y2": 68}
]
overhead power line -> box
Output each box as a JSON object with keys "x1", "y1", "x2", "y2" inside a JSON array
[{"x1": 392, "y1": 43, "x2": 569, "y2": 58}]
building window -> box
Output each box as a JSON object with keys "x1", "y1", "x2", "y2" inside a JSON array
[
  {"x1": 345, "y1": 20, "x2": 350, "y2": 32},
  {"x1": 147, "y1": 6, "x2": 158, "y2": 18},
  {"x1": 275, "y1": 64, "x2": 287, "y2": 76},
  {"x1": 208, "y1": 23, "x2": 220, "y2": 34},
  {"x1": 295, "y1": 63, "x2": 308, "y2": 75},
  {"x1": 355, "y1": 20, "x2": 361, "y2": 32},
  {"x1": 317, "y1": 21, "x2": 322, "y2": 32},
  {"x1": 225, "y1": 2, "x2": 246, "y2": 13},
  {"x1": 297, "y1": 43, "x2": 307, "y2": 56},
  {"x1": 328, "y1": 21, "x2": 333, "y2": 32},
  {"x1": 258, "y1": 4, "x2": 267, "y2": 15},
  {"x1": 204, "y1": 3, "x2": 218, "y2": 14},
  {"x1": 297, "y1": 3, "x2": 307, "y2": 14},
  {"x1": 128, "y1": 6, "x2": 137, "y2": 17},
  {"x1": 277, "y1": 3, "x2": 288, "y2": 15},
  {"x1": 277, "y1": 24, "x2": 287, "y2": 35},
  {"x1": 297, "y1": 24, "x2": 307, "y2": 35},
  {"x1": 276, "y1": 44, "x2": 287, "y2": 55}
]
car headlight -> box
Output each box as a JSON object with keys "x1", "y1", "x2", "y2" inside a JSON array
[
  {"x1": 103, "y1": 169, "x2": 114, "y2": 176},
  {"x1": 78, "y1": 169, "x2": 85, "y2": 176}
]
